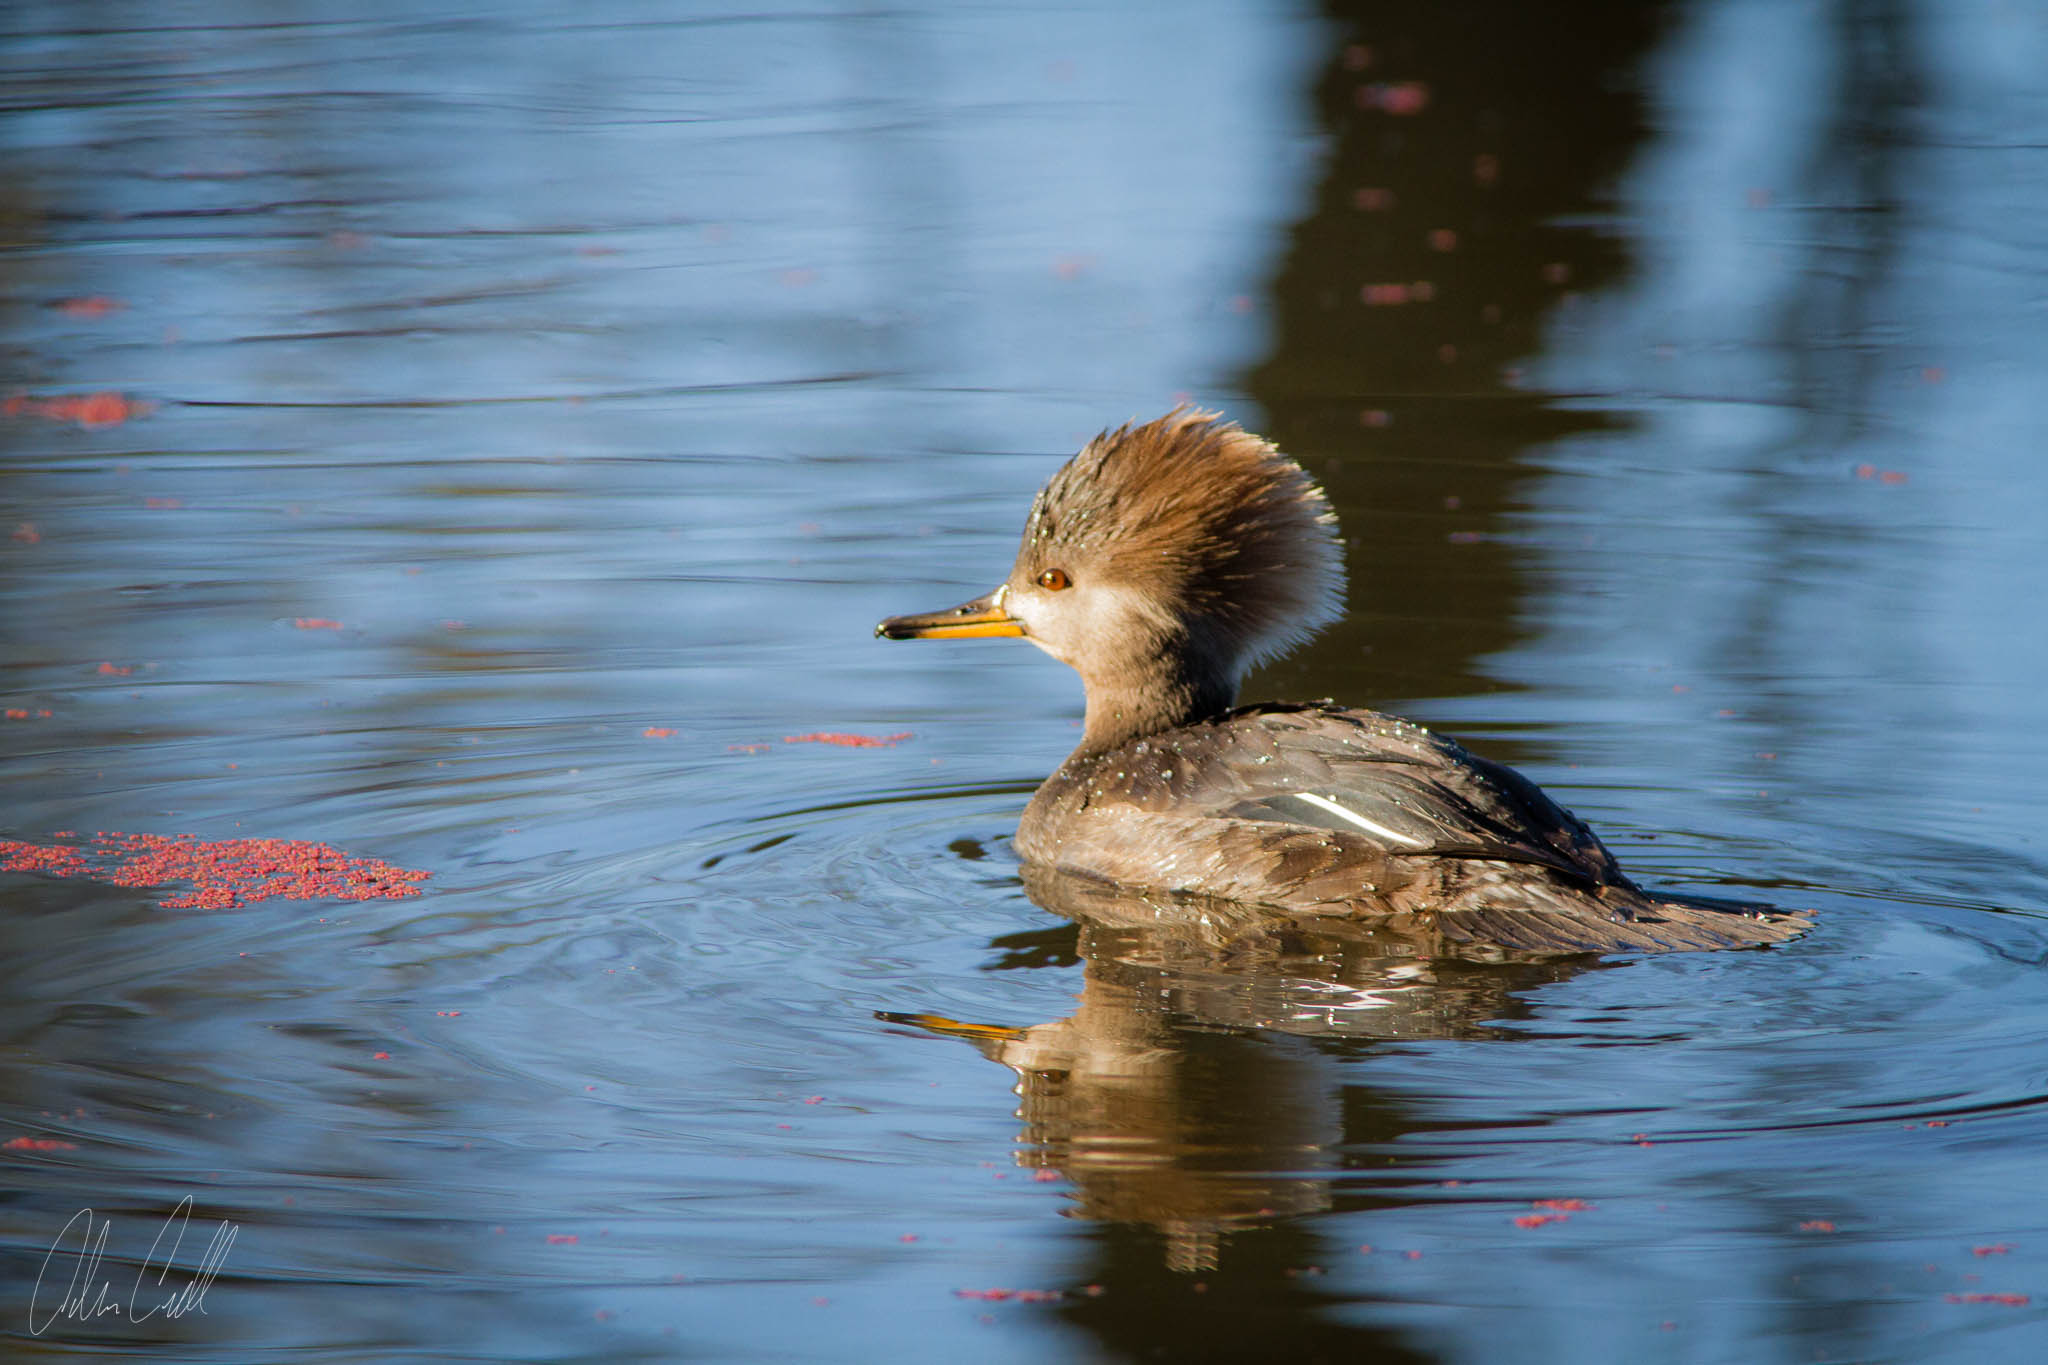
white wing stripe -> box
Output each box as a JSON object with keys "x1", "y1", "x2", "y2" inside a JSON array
[{"x1": 1289, "y1": 791, "x2": 1428, "y2": 847}]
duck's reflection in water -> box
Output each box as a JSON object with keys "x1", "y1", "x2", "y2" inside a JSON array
[{"x1": 887, "y1": 867, "x2": 1609, "y2": 1276}]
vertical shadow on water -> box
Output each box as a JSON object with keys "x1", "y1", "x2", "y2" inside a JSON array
[
  {"x1": 1661, "y1": 0, "x2": 1927, "y2": 746},
  {"x1": 1245, "y1": 2, "x2": 1670, "y2": 717},
  {"x1": 1779, "y1": 0, "x2": 1914, "y2": 435}
]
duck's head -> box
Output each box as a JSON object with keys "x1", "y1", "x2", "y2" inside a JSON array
[{"x1": 878, "y1": 408, "x2": 1346, "y2": 752}]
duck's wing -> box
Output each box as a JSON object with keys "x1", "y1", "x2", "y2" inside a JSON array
[
  {"x1": 1105, "y1": 703, "x2": 1628, "y2": 889},
  {"x1": 1024, "y1": 703, "x2": 1809, "y2": 953}
]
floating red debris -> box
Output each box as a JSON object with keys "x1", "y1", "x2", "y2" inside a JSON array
[
  {"x1": 4, "y1": 1136, "x2": 79, "y2": 1152},
  {"x1": 53, "y1": 295, "x2": 125, "y2": 318},
  {"x1": 955, "y1": 1288, "x2": 1062, "y2": 1303},
  {"x1": 1356, "y1": 81, "x2": 1429, "y2": 115},
  {"x1": 642, "y1": 727, "x2": 677, "y2": 738},
  {"x1": 372, "y1": 1051, "x2": 391, "y2": 1061},
  {"x1": 0, "y1": 841, "x2": 90, "y2": 877},
  {"x1": 1533, "y1": 1199, "x2": 1594, "y2": 1212},
  {"x1": 11, "y1": 522, "x2": 38, "y2": 544},
  {"x1": 97, "y1": 662, "x2": 134, "y2": 676},
  {"x1": 3, "y1": 391, "x2": 150, "y2": 428},
  {"x1": 293, "y1": 617, "x2": 343, "y2": 630},
  {"x1": 1973, "y1": 1244, "x2": 2014, "y2": 1257},
  {"x1": 1799, "y1": 1220, "x2": 1837, "y2": 1233},
  {"x1": 1031, "y1": 1168, "x2": 1060, "y2": 1182},
  {"x1": 1514, "y1": 1213, "x2": 1569, "y2": 1229},
  {"x1": 0, "y1": 831, "x2": 429, "y2": 909},
  {"x1": 546, "y1": 1234, "x2": 580, "y2": 1245},
  {"x1": 1361, "y1": 283, "x2": 1411, "y2": 306},
  {"x1": 1946, "y1": 1293, "x2": 2029, "y2": 1306},
  {"x1": 783, "y1": 732, "x2": 912, "y2": 748}
]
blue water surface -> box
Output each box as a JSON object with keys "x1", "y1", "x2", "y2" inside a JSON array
[{"x1": 4, "y1": 3, "x2": 2046, "y2": 1361}]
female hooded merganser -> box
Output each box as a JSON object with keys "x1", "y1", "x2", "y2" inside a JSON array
[{"x1": 878, "y1": 409, "x2": 1807, "y2": 954}]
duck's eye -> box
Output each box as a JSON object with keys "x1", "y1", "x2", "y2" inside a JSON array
[{"x1": 1036, "y1": 568, "x2": 1071, "y2": 591}]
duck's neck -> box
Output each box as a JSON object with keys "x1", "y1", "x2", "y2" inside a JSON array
[{"x1": 1074, "y1": 649, "x2": 1238, "y2": 757}]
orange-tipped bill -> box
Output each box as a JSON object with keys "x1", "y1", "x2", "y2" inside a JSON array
[{"x1": 875, "y1": 588, "x2": 1023, "y2": 641}]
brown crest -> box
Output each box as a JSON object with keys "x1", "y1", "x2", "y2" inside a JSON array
[{"x1": 1017, "y1": 407, "x2": 1345, "y2": 668}]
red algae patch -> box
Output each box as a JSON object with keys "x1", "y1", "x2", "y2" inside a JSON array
[
  {"x1": 3, "y1": 391, "x2": 151, "y2": 428},
  {"x1": 0, "y1": 841, "x2": 90, "y2": 877},
  {"x1": 1355, "y1": 80, "x2": 1429, "y2": 115},
  {"x1": 4, "y1": 1136, "x2": 80, "y2": 1152},
  {"x1": 783, "y1": 731, "x2": 913, "y2": 748},
  {"x1": 1, "y1": 832, "x2": 429, "y2": 909},
  {"x1": 52, "y1": 295, "x2": 126, "y2": 318}
]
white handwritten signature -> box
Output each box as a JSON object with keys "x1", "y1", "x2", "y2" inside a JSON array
[{"x1": 28, "y1": 1197, "x2": 237, "y2": 1336}]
